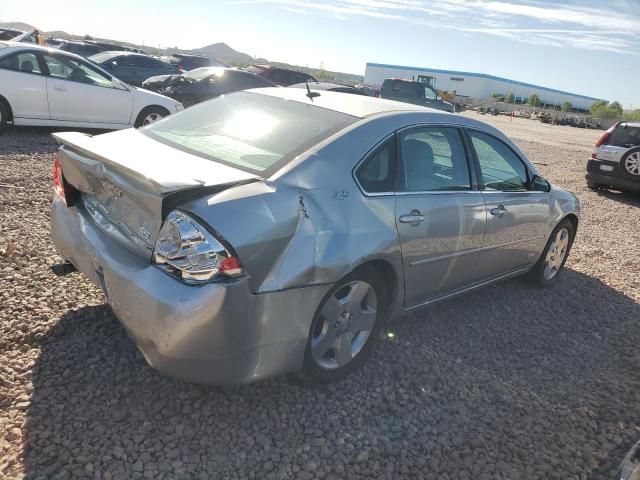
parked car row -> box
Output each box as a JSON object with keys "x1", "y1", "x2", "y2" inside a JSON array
[{"x1": 0, "y1": 41, "x2": 182, "y2": 130}]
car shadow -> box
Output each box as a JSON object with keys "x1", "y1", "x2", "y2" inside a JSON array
[
  {"x1": 592, "y1": 186, "x2": 640, "y2": 206},
  {"x1": 21, "y1": 268, "x2": 640, "y2": 478}
]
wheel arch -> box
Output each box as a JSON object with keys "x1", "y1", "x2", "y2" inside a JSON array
[
  {"x1": 563, "y1": 213, "x2": 579, "y2": 234},
  {"x1": 0, "y1": 94, "x2": 13, "y2": 122},
  {"x1": 349, "y1": 258, "x2": 401, "y2": 320}
]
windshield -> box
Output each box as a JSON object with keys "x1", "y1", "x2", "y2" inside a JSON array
[
  {"x1": 88, "y1": 51, "x2": 120, "y2": 64},
  {"x1": 186, "y1": 67, "x2": 226, "y2": 82},
  {"x1": 143, "y1": 91, "x2": 356, "y2": 175}
]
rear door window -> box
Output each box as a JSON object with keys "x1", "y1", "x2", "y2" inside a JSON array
[
  {"x1": 0, "y1": 52, "x2": 42, "y2": 74},
  {"x1": 609, "y1": 125, "x2": 640, "y2": 148},
  {"x1": 399, "y1": 127, "x2": 471, "y2": 191}
]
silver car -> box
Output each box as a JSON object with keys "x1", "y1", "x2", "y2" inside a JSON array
[{"x1": 50, "y1": 88, "x2": 580, "y2": 385}]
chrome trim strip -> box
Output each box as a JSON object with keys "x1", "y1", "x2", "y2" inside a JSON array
[
  {"x1": 481, "y1": 190, "x2": 547, "y2": 195},
  {"x1": 406, "y1": 266, "x2": 529, "y2": 311},
  {"x1": 482, "y1": 235, "x2": 545, "y2": 252},
  {"x1": 409, "y1": 246, "x2": 482, "y2": 267},
  {"x1": 395, "y1": 190, "x2": 481, "y2": 196},
  {"x1": 408, "y1": 234, "x2": 544, "y2": 267}
]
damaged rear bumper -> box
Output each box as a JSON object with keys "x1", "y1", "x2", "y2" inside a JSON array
[
  {"x1": 586, "y1": 159, "x2": 640, "y2": 192},
  {"x1": 50, "y1": 198, "x2": 332, "y2": 384}
]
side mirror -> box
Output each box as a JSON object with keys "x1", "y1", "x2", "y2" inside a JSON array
[
  {"x1": 529, "y1": 174, "x2": 551, "y2": 192},
  {"x1": 111, "y1": 77, "x2": 126, "y2": 90}
]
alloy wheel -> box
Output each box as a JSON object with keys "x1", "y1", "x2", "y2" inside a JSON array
[
  {"x1": 310, "y1": 280, "x2": 378, "y2": 370},
  {"x1": 543, "y1": 227, "x2": 570, "y2": 280},
  {"x1": 624, "y1": 152, "x2": 640, "y2": 176},
  {"x1": 142, "y1": 113, "x2": 163, "y2": 125}
]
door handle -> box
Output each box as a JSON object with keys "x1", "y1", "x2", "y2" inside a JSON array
[
  {"x1": 490, "y1": 205, "x2": 507, "y2": 217},
  {"x1": 399, "y1": 210, "x2": 425, "y2": 225},
  {"x1": 54, "y1": 87, "x2": 66, "y2": 92}
]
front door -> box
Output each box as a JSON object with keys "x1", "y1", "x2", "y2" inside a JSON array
[
  {"x1": 42, "y1": 53, "x2": 132, "y2": 125},
  {"x1": 466, "y1": 129, "x2": 550, "y2": 275},
  {"x1": 394, "y1": 126, "x2": 486, "y2": 307}
]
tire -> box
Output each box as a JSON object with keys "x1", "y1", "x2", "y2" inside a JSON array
[
  {"x1": 526, "y1": 218, "x2": 575, "y2": 288},
  {"x1": 621, "y1": 147, "x2": 640, "y2": 178},
  {"x1": 299, "y1": 270, "x2": 386, "y2": 384},
  {"x1": 134, "y1": 105, "x2": 169, "y2": 128},
  {"x1": 0, "y1": 101, "x2": 8, "y2": 131}
]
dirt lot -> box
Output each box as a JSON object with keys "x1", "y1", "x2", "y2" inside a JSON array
[{"x1": 1, "y1": 115, "x2": 639, "y2": 480}]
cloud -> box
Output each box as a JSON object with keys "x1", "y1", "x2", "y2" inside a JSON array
[{"x1": 238, "y1": 0, "x2": 640, "y2": 55}]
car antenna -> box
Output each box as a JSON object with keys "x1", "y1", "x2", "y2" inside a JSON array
[{"x1": 305, "y1": 80, "x2": 320, "y2": 101}]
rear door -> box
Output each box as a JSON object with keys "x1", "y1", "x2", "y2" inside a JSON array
[
  {"x1": 42, "y1": 53, "x2": 132, "y2": 125},
  {"x1": 0, "y1": 50, "x2": 50, "y2": 120},
  {"x1": 394, "y1": 125, "x2": 486, "y2": 307},
  {"x1": 467, "y1": 129, "x2": 549, "y2": 276}
]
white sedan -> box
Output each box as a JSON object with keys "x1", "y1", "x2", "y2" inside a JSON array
[{"x1": 0, "y1": 42, "x2": 183, "y2": 130}]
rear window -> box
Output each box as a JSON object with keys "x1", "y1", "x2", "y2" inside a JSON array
[
  {"x1": 609, "y1": 124, "x2": 640, "y2": 148},
  {"x1": 88, "y1": 51, "x2": 121, "y2": 64},
  {"x1": 143, "y1": 91, "x2": 356, "y2": 175}
]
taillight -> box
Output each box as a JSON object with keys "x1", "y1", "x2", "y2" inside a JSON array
[
  {"x1": 53, "y1": 155, "x2": 66, "y2": 204},
  {"x1": 153, "y1": 210, "x2": 245, "y2": 283},
  {"x1": 592, "y1": 122, "x2": 620, "y2": 158}
]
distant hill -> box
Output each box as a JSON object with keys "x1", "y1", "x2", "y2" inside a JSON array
[
  {"x1": 187, "y1": 42, "x2": 258, "y2": 66},
  {"x1": 0, "y1": 20, "x2": 363, "y2": 84},
  {"x1": 0, "y1": 21, "x2": 37, "y2": 32}
]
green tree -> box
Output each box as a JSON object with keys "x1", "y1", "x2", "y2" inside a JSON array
[
  {"x1": 590, "y1": 100, "x2": 623, "y2": 119},
  {"x1": 506, "y1": 93, "x2": 515, "y2": 104},
  {"x1": 528, "y1": 94, "x2": 540, "y2": 107},
  {"x1": 609, "y1": 101, "x2": 623, "y2": 116},
  {"x1": 623, "y1": 109, "x2": 640, "y2": 121},
  {"x1": 561, "y1": 101, "x2": 573, "y2": 112}
]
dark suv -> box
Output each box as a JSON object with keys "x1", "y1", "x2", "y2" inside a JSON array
[
  {"x1": 587, "y1": 122, "x2": 640, "y2": 193},
  {"x1": 246, "y1": 65, "x2": 316, "y2": 86},
  {"x1": 89, "y1": 51, "x2": 181, "y2": 86},
  {"x1": 380, "y1": 78, "x2": 455, "y2": 113}
]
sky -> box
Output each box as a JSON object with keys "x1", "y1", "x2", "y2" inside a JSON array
[{"x1": 2, "y1": 0, "x2": 639, "y2": 107}]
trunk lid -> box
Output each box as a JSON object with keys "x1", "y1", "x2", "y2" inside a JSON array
[{"x1": 53, "y1": 129, "x2": 257, "y2": 259}]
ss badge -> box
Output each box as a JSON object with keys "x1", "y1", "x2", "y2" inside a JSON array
[{"x1": 138, "y1": 226, "x2": 151, "y2": 239}]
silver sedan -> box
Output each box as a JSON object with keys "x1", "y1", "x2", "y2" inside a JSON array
[{"x1": 50, "y1": 87, "x2": 580, "y2": 384}]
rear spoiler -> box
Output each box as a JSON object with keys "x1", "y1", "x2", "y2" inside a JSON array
[{"x1": 51, "y1": 132, "x2": 176, "y2": 195}]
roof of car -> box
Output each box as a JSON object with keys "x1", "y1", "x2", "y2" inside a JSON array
[
  {"x1": 288, "y1": 82, "x2": 358, "y2": 91},
  {"x1": 251, "y1": 64, "x2": 308, "y2": 73},
  {"x1": 252, "y1": 87, "x2": 442, "y2": 118},
  {"x1": 0, "y1": 41, "x2": 94, "y2": 60}
]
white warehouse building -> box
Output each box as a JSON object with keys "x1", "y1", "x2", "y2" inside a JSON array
[{"x1": 364, "y1": 62, "x2": 603, "y2": 111}]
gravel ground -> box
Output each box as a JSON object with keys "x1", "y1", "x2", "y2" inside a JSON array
[{"x1": 1, "y1": 117, "x2": 639, "y2": 480}]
